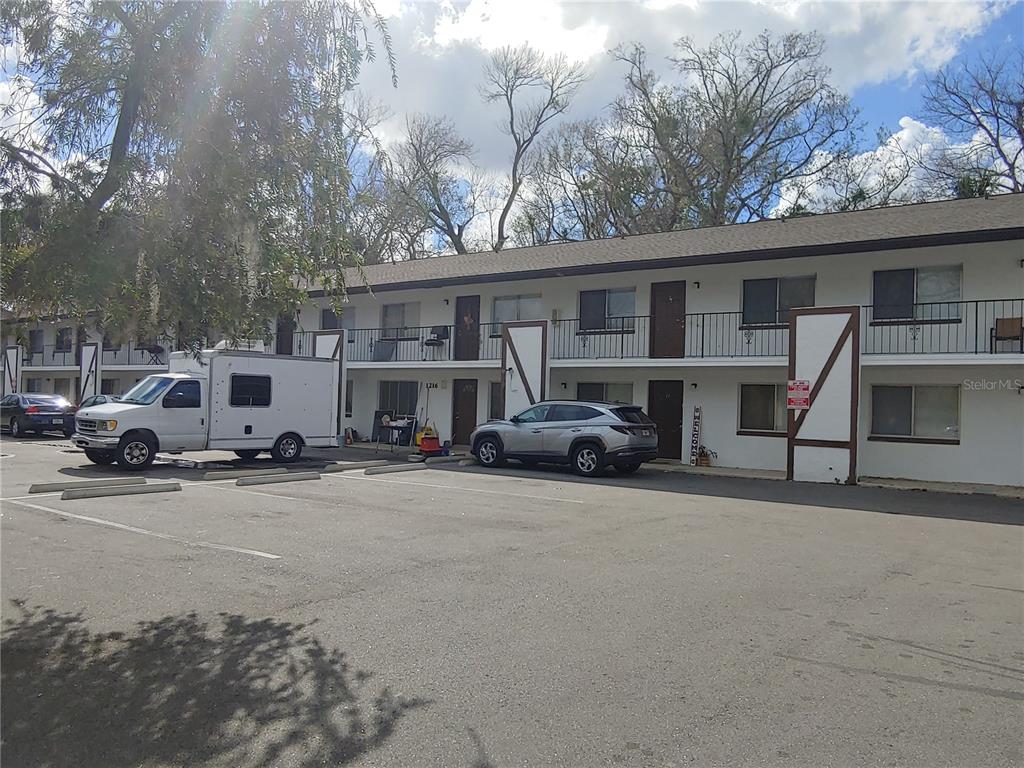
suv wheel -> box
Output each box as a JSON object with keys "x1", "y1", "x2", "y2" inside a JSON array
[
  {"x1": 475, "y1": 436, "x2": 505, "y2": 467},
  {"x1": 572, "y1": 443, "x2": 605, "y2": 477}
]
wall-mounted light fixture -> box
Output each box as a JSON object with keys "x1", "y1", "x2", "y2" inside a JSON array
[
  {"x1": 690, "y1": 382, "x2": 698, "y2": 389},
  {"x1": 561, "y1": 382, "x2": 567, "y2": 389},
  {"x1": 693, "y1": 281, "x2": 701, "y2": 289},
  {"x1": 444, "y1": 299, "x2": 450, "y2": 305}
]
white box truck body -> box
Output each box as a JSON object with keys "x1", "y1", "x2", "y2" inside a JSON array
[{"x1": 72, "y1": 336, "x2": 345, "y2": 469}]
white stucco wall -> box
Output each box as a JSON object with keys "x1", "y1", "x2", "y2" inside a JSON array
[{"x1": 858, "y1": 364, "x2": 1024, "y2": 487}]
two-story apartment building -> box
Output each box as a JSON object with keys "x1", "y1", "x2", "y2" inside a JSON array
[
  {"x1": 0, "y1": 316, "x2": 168, "y2": 400},
  {"x1": 4, "y1": 195, "x2": 1022, "y2": 487}
]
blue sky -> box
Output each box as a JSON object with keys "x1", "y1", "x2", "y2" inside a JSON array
[
  {"x1": 852, "y1": 2, "x2": 1023, "y2": 134},
  {"x1": 357, "y1": 0, "x2": 1022, "y2": 171}
]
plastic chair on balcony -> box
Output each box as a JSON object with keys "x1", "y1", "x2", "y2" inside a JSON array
[
  {"x1": 372, "y1": 339, "x2": 397, "y2": 362},
  {"x1": 422, "y1": 326, "x2": 449, "y2": 359},
  {"x1": 990, "y1": 317, "x2": 1023, "y2": 353}
]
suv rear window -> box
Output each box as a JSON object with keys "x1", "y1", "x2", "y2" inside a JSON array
[
  {"x1": 549, "y1": 404, "x2": 602, "y2": 421},
  {"x1": 613, "y1": 407, "x2": 653, "y2": 424}
]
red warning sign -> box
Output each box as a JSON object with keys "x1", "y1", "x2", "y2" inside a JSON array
[{"x1": 787, "y1": 379, "x2": 810, "y2": 409}]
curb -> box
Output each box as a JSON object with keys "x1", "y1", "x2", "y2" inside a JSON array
[
  {"x1": 203, "y1": 468, "x2": 289, "y2": 481},
  {"x1": 62, "y1": 483, "x2": 180, "y2": 500},
  {"x1": 30, "y1": 477, "x2": 146, "y2": 494},
  {"x1": 321, "y1": 460, "x2": 390, "y2": 473},
  {"x1": 364, "y1": 464, "x2": 429, "y2": 476},
  {"x1": 236, "y1": 472, "x2": 321, "y2": 486}
]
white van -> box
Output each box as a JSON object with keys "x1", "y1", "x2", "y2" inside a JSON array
[{"x1": 71, "y1": 346, "x2": 343, "y2": 469}]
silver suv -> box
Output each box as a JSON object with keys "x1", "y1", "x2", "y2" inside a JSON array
[{"x1": 469, "y1": 400, "x2": 659, "y2": 477}]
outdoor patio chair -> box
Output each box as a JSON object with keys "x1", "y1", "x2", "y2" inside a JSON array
[
  {"x1": 990, "y1": 316, "x2": 1023, "y2": 353},
  {"x1": 422, "y1": 326, "x2": 449, "y2": 359},
  {"x1": 371, "y1": 339, "x2": 397, "y2": 362}
]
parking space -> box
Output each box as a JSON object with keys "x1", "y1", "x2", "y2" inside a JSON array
[{"x1": 2, "y1": 437, "x2": 1022, "y2": 767}]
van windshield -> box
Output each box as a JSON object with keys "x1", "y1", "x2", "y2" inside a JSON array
[{"x1": 120, "y1": 376, "x2": 173, "y2": 405}]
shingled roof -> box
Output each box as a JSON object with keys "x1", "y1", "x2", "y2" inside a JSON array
[{"x1": 327, "y1": 194, "x2": 1024, "y2": 295}]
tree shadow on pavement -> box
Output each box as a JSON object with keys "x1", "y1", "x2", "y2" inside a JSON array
[{"x1": 1, "y1": 602, "x2": 429, "y2": 767}]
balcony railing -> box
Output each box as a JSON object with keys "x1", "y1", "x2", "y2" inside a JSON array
[
  {"x1": 22, "y1": 341, "x2": 170, "y2": 367},
  {"x1": 22, "y1": 344, "x2": 80, "y2": 367},
  {"x1": 551, "y1": 313, "x2": 788, "y2": 359},
  {"x1": 548, "y1": 299, "x2": 1022, "y2": 360},
  {"x1": 101, "y1": 341, "x2": 169, "y2": 366},
  {"x1": 82, "y1": 298, "x2": 1016, "y2": 368},
  {"x1": 862, "y1": 298, "x2": 1024, "y2": 355},
  {"x1": 346, "y1": 323, "x2": 503, "y2": 363}
]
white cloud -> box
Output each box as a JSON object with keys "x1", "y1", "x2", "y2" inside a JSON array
[
  {"x1": 357, "y1": 0, "x2": 1011, "y2": 175},
  {"x1": 775, "y1": 115, "x2": 1022, "y2": 214},
  {"x1": 429, "y1": 0, "x2": 610, "y2": 61}
]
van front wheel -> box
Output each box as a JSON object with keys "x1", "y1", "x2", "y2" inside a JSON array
[
  {"x1": 117, "y1": 434, "x2": 156, "y2": 470},
  {"x1": 271, "y1": 434, "x2": 302, "y2": 463}
]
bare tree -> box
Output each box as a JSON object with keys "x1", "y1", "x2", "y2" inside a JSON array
[
  {"x1": 920, "y1": 48, "x2": 1023, "y2": 194},
  {"x1": 389, "y1": 114, "x2": 484, "y2": 254},
  {"x1": 515, "y1": 118, "x2": 696, "y2": 243},
  {"x1": 481, "y1": 45, "x2": 587, "y2": 250},
  {"x1": 614, "y1": 31, "x2": 857, "y2": 226}
]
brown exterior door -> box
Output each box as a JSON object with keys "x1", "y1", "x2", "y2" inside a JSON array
[
  {"x1": 452, "y1": 379, "x2": 478, "y2": 445},
  {"x1": 648, "y1": 380, "x2": 685, "y2": 459},
  {"x1": 650, "y1": 281, "x2": 686, "y2": 358},
  {"x1": 275, "y1": 316, "x2": 296, "y2": 355},
  {"x1": 454, "y1": 295, "x2": 481, "y2": 361}
]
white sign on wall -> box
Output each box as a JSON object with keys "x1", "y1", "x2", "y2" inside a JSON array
[{"x1": 688, "y1": 405, "x2": 702, "y2": 465}]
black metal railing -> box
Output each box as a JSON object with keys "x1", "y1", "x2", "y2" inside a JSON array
[
  {"x1": 683, "y1": 312, "x2": 789, "y2": 358},
  {"x1": 344, "y1": 323, "x2": 505, "y2": 362},
  {"x1": 28, "y1": 299, "x2": 1011, "y2": 369},
  {"x1": 862, "y1": 298, "x2": 1024, "y2": 355},
  {"x1": 347, "y1": 325, "x2": 452, "y2": 362},
  {"x1": 23, "y1": 341, "x2": 170, "y2": 367},
  {"x1": 551, "y1": 316, "x2": 651, "y2": 359},
  {"x1": 22, "y1": 344, "x2": 79, "y2": 367},
  {"x1": 549, "y1": 313, "x2": 787, "y2": 359},
  {"x1": 101, "y1": 341, "x2": 169, "y2": 366}
]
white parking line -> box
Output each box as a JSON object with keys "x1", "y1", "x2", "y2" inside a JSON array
[
  {"x1": 5, "y1": 499, "x2": 282, "y2": 560},
  {"x1": 323, "y1": 472, "x2": 586, "y2": 504}
]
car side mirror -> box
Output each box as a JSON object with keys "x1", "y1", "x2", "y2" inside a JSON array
[{"x1": 509, "y1": 415, "x2": 520, "y2": 424}]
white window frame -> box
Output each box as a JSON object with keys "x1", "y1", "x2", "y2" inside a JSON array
[
  {"x1": 741, "y1": 275, "x2": 816, "y2": 327},
  {"x1": 869, "y1": 384, "x2": 961, "y2": 443},
  {"x1": 381, "y1": 303, "x2": 421, "y2": 340},
  {"x1": 576, "y1": 382, "x2": 634, "y2": 404},
  {"x1": 871, "y1": 264, "x2": 963, "y2": 322},
  {"x1": 737, "y1": 383, "x2": 787, "y2": 435}
]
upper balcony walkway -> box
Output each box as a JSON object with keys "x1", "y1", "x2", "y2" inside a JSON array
[
  {"x1": 332, "y1": 298, "x2": 1023, "y2": 366},
  {"x1": 20, "y1": 299, "x2": 1016, "y2": 370}
]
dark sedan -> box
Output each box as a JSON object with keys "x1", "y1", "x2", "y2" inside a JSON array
[{"x1": 0, "y1": 393, "x2": 76, "y2": 438}]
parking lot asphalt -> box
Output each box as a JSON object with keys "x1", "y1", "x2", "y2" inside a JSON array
[{"x1": 2, "y1": 436, "x2": 1022, "y2": 768}]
